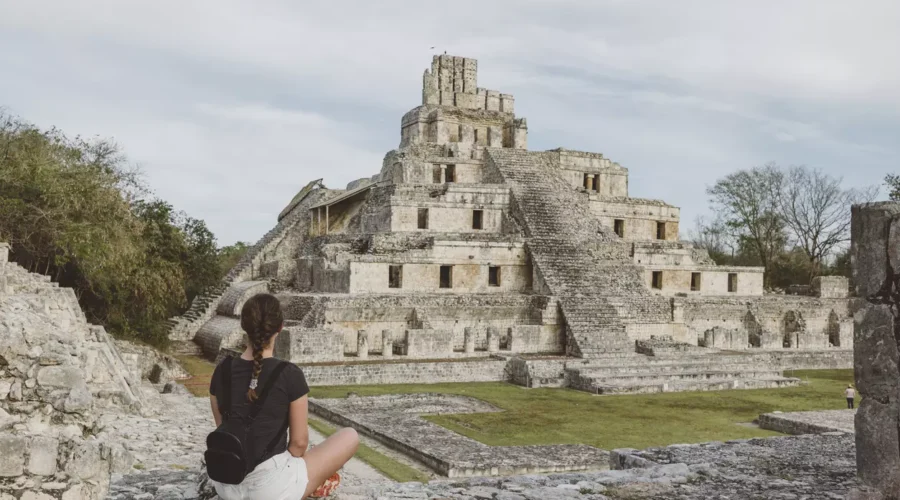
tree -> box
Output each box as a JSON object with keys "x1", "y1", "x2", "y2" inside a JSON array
[
  {"x1": 217, "y1": 241, "x2": 251, "y2": 277},
  {"x1": 0, "y1": 110, "x2": 227, "y2": 346},
  {"x1": 776, "y1": 166, "x2": 877, "y2": 280},
  {"x1": 707, "y1": 164, "x2": 786, "y2": 287},
  {"x1": 885, "y1": 174, "x2": 900, "y2": 201}
]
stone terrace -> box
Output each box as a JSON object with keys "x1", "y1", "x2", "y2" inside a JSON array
[{"x1": 310, "y1": 393, "x2": 609, "y2": 478}]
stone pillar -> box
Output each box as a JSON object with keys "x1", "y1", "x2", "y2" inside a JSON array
[
  {"x1": 586, "y1": 175, "x2": 595, "y2": 191},
  {"x1": 464, "y1": 327, "x2": 476, "y2": 354},
  {"x1": 357, "y1": 330, "x2": 369, "y2": 360},
  {"x1": 382, "y1": 330, "x2": 393, "y2": 359},
  {"x1": 0, "y1": 242, "x2": 9, "y2": 264},
  {"x1": 487, "y1": 327, "x2": 500, "y2": 353},
  {"x1": 851, "y1": 202, "x2": 900, "y2": 494},
  {"x1": 440, "y1": 165, "x2": 447, "y2": 184}
]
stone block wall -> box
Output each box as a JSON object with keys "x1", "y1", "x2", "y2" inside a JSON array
[
  {"x1": 590, "y1": 199, "x2": 680, "y2": 242},
  {"x1": 850, "y1": 202, "x2": 900, "y2": 494},
  {"x1": 273, "y1": 328, "x2": 344, "y2": 363},
  {"x1": 0, "y1": 244, "x2": 138, "y2": 499},
  {"x1": 404, "y1": 329, "x2": 454, "y2": 358},
  {"x1": 812, "y1": 276, "x2": 849, "y2": 298}
]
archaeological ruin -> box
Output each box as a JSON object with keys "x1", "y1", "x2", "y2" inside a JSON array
[{"x1": 167, "y1": 55, "x2": 854, "y2": 395}]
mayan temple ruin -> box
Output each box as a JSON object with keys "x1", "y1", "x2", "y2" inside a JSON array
[{"x1": 168, "y1": 55, "x2": 854, "y2": 394}]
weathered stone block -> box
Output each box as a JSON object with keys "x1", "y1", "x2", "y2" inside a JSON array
[
  {"x1": 487, "y1": 327, "x2": 500, "y2": 353},
  {"x1": 0, "y1": 433, "x2": 26, "y2": 476},
  {"x1": 464, "y1": 327, "x2": 476, "y2": 354},
  {"x1": 851, "y1": 202, "x2": 900, "y2": 298},
  {"x1": 854, "y1": 304, "x2": 900, "y2": 402},
  {"x1": 382, "y1": 330, "x2": 393, "y2": 359},
  {"x1": 27, "y1": 436, "x2": 59, "y2": 476},
  {"x1": 405, "y1": 329, "x2": 453, "y2": 358},
  {"x1": 357, "y1": 330, "x2": 369, "y2": 360},
  {"x1": 856, "y1": 398, "x2": 900, "y2": 491},
  {"x1": 0, "y1": 242, "x2": 9, "y2": 264},
  {"x1": 63, "y1": 440, "x2": 104, "y2": 480},
  {"x1": 508, "y1": 326, "x2": 541, "y2": 353}
]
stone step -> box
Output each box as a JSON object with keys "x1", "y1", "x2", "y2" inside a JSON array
[
  {"x1": 584, "y1": 369, "x2": 785, "y2": 385},
  {"x1": 593, "y1": 376, "x2": 801, "y2": 395}
]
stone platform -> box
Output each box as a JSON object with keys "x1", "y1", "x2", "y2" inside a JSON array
[
  {"x1": 310, "y1": 393, "x2": 609, "y2": 478},
  {"x1": 758, "y1": 409, "x2": 856, "y2": 435},
  {"x1": 335, "y1": 433, "x2": 859, "y2": 499}
]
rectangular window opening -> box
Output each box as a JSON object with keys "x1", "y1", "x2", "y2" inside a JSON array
[
  {"x1": 446, "y1": 165, "x2": 456, "y2": 183},
  {"x1": 728, "y1": 273, "x2": 738, "y2": 293},
  {"x1": 691, "y1": 272, "x2": 701, "y2": 292},
  {"x1": 614, "y1": 219, "x2": 625, "y2": 238},
  {"x1": 656, "y1": 222, "x2": 666, "y2": 240},
  {"x1": 652, "y1": 271, "x2": 663, "y2": 290},
  {"x1": 474, "y1": 129, "x2": 479, "y2": 144},
  {"x1": 389, "y1": 265, "x2": 403, "y2": 289},
  {"x1": 473, "y1": 209, "x2": 484, "y2": 230},
  {"x1": 489, "y1": 266, "x2": 501, "y2": 287},
  {"x1": 417, "y1": 208, "x2": 429, "y2": 230},
  {"x1": 440, "y1": 265, "x2": 453, "y2": 289}
]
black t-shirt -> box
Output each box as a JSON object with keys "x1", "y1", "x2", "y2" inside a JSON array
[{"x1": 209, "y1": 357, "x2": 310, "y2": 465}]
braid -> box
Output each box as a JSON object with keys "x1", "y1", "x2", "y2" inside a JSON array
[{"x1": 241, "y1": 293, "x2": 285, "y2": 402}]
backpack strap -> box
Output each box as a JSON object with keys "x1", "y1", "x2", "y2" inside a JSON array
[
  {"x1": 219, "y1": 356, "x2": 234, "y2": 418},
  {"x1": 247, "y1": 361, "x2": 289, "y2": 422}
]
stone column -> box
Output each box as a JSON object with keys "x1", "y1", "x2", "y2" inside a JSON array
[
  {"x1": 440, "y1": 165, "x2": 447, "y2": 184},
  {"x1": 851, "y1": 202, "x2": 900, "y2": 494},
  {"x1": 382, "y1": 330, "x2": 393, "y2": 359},
  {"x1": 464, "y1": 327, "x2": 475, "y2": 354},
  {"x1": 586, "y1": 175, "x2": 595, "y2": 191},
  {"x1": 357, "y1": 330, "x2": 369, "y2": 360},
  {"x1": 0, "y1": 242, "x2": 9, "y2": 264},
  {"x1": 487, "y1": 327, "x2": 500, "y2": 353}
]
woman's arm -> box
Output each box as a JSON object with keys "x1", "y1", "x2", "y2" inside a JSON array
[
  {"x1": 210, "y1": 395, "x2": 223, "y2": 427},
  {"x1": 287, "y1": 395, "x2": 310, "y2": 457}
]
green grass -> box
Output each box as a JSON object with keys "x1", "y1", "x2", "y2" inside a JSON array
[
  {"x1": 312, "y1": 369, "x2": 854, "y2": 451},
  {"x1": 308, "y1": 419, "x2": 430, "y2": 483},
  {"x1": 175, "y1": 355, "x2": 217, "y2": 397}
]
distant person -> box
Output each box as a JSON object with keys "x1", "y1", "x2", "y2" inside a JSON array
[
  {"x1": 845, "y1": 384, "x2": 855, "y2": 409},
  {"x1": 206, "y1": 293, "x2": 358, "y2": 499}
]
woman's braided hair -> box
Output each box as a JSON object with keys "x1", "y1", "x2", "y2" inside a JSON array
[{"x1": 240, "y1": 293, "x2": 284, "y2": 402}]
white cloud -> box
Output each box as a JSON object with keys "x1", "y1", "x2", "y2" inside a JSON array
[{"x1": 0, "y1": 0, "x2": 897, "y2": 244}]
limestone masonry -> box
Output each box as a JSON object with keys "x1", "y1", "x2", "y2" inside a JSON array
[{"x1": 169, "y1": 55, "x2": 853, "y2": 394}]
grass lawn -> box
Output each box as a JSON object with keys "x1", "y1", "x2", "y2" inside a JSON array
[
  {"x1": 311, "y1": 369, "x2": 854, "y2": 451},
  {"x1": 308, "y1": 419, "x2": 430, "y2": 483},
  {"x1": 176, "y1": 355, "x2": 217, "y2": 397}
]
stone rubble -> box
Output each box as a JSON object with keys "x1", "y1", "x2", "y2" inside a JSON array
[{"x1": 0, "y1": 244, "x2": 142, "y2": 500}]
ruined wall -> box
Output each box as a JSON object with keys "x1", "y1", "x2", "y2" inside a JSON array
[
  {"x1": 682, "y1": 296, "x2": 852, "y2": 349},
  {"x1": 0, "y1": 243, "x2": 138, "y2": 499},
  {"x1": 591, "y1": 198, "x2": 680, "y2": 242},
  {"x1": 642, "y1": 267, "x2": 764, "y2": 296},
  {"x1": 850, "y1": 202, "x2": 900, "y2": 494}
]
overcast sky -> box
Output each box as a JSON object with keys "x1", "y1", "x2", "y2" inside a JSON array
[{"x1": 2, "y1": 1, "x2": 897, "y2": 245}]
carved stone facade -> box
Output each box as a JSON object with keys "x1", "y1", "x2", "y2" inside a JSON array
[{"x1": 171, "y1": 56, "x2": 853, "y2": 393}]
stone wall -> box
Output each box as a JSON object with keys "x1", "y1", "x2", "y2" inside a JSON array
[
  {"x1": 850, "y1": 202, "x2": 900, "y2": 494},
  {"x1": 0, "y1": 244, "x2": 138, "y2": 499}
]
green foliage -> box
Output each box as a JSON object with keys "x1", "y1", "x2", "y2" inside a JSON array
[
  {"x1": 0, "y1": 110, "x2": 225, "y2": 346},
  {"x1": 217, "y1": 241, "x2": 251, "y2": 277},
  {"x1": 886, "y1": 174, "x2": 900, "y2": 202},
  {"x1": 701, "y1": 163, "x2": 874, "y2": 288}
]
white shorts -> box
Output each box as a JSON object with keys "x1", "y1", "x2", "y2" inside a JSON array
[{"x1": 211, "y1": 450, "x2": 309, "y2": 500}]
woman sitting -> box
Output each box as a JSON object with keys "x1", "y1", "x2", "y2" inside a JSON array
[{"x1": 208, "y1": 293, "x2": 359, "y2": 499}]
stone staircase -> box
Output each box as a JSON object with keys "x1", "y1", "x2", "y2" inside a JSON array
[
  {"x1": 565, "y1": 354, "x2": 802, "y2": 394},
  {"x1": 487, "y1": 148, "x2": 654, "y2": 355},
  {"x1": 166, "y1": 189, "x2": 321, "y2": 342}
]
